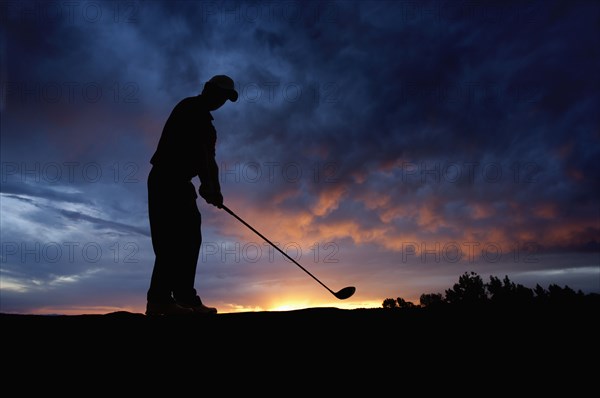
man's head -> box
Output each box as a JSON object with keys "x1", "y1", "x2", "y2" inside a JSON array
[{"x1": 202, "y1": 75, "x2": 238, "y2": 111}]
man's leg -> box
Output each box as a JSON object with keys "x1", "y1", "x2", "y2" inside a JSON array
[
  {"x1": 147, "y1": 171, "x2": 174, "y2": 304},
  {"x1": 172, "y1": 194, "x2": 217, "y2": 314},
  {"x1": 146, "y1": 169, "x2": 193, "y2": 315},
  {"x1": 172, "y1": 199, "x2": 202, "y2": 300}
]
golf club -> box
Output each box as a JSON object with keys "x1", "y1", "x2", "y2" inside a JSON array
[{"x1": 221, "y1": 204, "x2": 356, "y2": 300}]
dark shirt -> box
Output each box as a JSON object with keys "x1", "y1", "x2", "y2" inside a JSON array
[{"x1": 150, "y1": 95, "x2": 220, "y2": 191}]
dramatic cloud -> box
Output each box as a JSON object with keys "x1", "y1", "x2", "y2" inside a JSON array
[{"x1": 1, "y1": 0, "x2": 599, "y2": 314}]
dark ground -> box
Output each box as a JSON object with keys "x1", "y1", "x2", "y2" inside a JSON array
[{"x1": 3, "y1": 304, "x2": 598, "y2": 390}]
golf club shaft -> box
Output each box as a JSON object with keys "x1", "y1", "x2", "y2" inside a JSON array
[{"x1": 221, "y1": 204, "x2": 335, "y2": 295}]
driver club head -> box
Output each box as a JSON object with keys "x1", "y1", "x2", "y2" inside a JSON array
[{"x1": 334, "y1": 286, "x2": 356, "y2": 300}]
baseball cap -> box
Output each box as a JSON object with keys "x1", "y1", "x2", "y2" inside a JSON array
[{"x1": 208, "y1": 75, "x2": 238, "y2": 102}]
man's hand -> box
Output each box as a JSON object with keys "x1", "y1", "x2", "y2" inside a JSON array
[{"x1": 199, "y1": 185, "x2": 223, "y2": 208}]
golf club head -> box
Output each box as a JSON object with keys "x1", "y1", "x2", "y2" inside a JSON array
[{"x1": 334, "y1": 286, "x2": 356, "y2": 300}]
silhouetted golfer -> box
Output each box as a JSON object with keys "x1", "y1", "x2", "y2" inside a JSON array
[{"x1": 146, "y1": 75, "x2": 238, "y2": 316}]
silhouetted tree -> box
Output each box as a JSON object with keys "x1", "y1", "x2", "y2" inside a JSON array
[
  {"x1": 533, "y1": 284, "x2": 548, "y2": 300},
  {"x1": 420, "y1": 293, "x2": 444, "y2": 308},
  {"x1": 547, "y1": 283, "x2": 584, "y2": 304},
  {"x1": 445, "y1": 271, "x2": 487, "y2": 305},
  {"x1": 383, "y1": 271, "x2": 598, "y2": 310},
  {"x1": 513, "y1": 284, "x2": 535, "y2": 302},
  {"x1": 382, "y1": 298, "x2": 398, "y2": 308},
  {"x1": 487, "y1": 275, "x2": 510, "y2": 301},
  {"x1": 397, "y1": 297, "x2": 416, "y2": 309},
  {"x1": 487, "y1": 275, "x2": 534, "y2": 304}
]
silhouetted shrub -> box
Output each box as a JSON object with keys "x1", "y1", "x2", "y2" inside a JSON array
[
  {"x1": 383, "y1": 271, "x2": 598, "y2": 309},
  {"x1": 419, "y1": 293, "x2": 444, "y2": 308},
  {"x1": 397, "y1": 297, "x2": 416, "y2": 309},
  {"x1": 547, "y1": 283, "x2": 584, "y2": 303},
  {"x1": 534, "y1": 284, "x2": 549, "y2": 300},
  {"x1": 487, "y1": 275, "x2": 534, "y2": 304},
  {"x1": 382, "y1": 298, "x2": 398, "y2": 308},
  {"x1": 444, "y1": 271, "x2": 487, "y2": 305}
]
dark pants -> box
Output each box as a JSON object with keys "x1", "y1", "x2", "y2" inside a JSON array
[{"x1": 147, "y1": 167, "x2": 201, "y2": 304}]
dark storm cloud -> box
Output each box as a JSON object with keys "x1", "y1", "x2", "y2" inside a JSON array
[
  {"x1": 1, "y1": 180, "x2": 91, "y2": 204},
  {"x1": 4, "y1": 0, "x2": 595, "y2": 183},
  {"x1": 58, "y1": 208, "x2": 149, "y2": 236},
  {"x1": 140, "y1": 0, "x2": 599, "y2": 252}
]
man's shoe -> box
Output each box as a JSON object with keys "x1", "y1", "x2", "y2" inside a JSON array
[
  {"x1": 177, "y1": 296, "x2": 217, "y2": 315},
  {"x1": 146, "y1": 300, "x2": 194, "y2": 316},
  {"x1": 191, "y1": 302, "x2": 218, "y2": 315}
]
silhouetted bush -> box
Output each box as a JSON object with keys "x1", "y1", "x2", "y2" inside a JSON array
[
  {"x1": 534, "y1": 284, "x2": 549, "y2": 300},
  {"x1": 487, "y1": 275, "x2": 534, "y2": 304},
  {"x1": 444, "y1": 271, "x2": 487, "y2": 305},
  {"x1": 396, "y1": 297, "x2": 416, "y2": 309},
  {"x1": 384, "y1": 271, "x2": 598, "y2": 310},
  {"x1": 419, "y1": 293, "x2": 444, "y2": 308},
  {"x1": 382, "y1": 298, "x2": 398, "y2": 308},
  {"x1": 381, "y1": 297, "x2": 418, "y2": 308}
]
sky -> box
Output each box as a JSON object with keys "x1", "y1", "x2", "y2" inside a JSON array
[{"x1": 1, "y1": 0, "x2": 599, "y2": 315}]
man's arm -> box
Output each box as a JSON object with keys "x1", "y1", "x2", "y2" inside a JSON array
[{"x1": 197, "y1": 137, "x2": 223, "y2": 208}]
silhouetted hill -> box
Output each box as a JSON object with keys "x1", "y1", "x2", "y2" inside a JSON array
[
  {"x1": 3, "y1": 304, "x2": 598, "y2": 390},
  {"x1": 4, "y1": 303, "x2": 598, "y2": 349}
]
